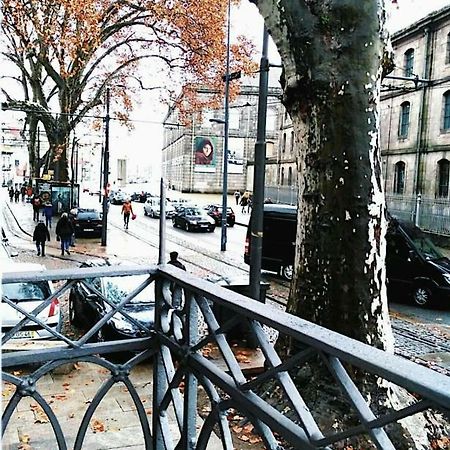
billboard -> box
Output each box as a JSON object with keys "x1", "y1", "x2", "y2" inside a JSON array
[{"x1": 194, "y1": 136, "x2": 216, "y2": 173}]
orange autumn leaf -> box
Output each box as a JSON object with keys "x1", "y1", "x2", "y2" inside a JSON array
[{"x1": 91, "y1": 419, "x2": 105, "y2": 433}]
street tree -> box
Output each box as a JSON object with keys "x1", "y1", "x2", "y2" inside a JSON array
[
  {"x1": 1, "y1": 0, "x2": 256, "y2": 181},
  {"x1": 251, "y1": 0, "x2": 447, "y2": 447}
]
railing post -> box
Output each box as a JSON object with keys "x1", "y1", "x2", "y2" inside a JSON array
[
  {"x1": 158, "y1": 178, "x2": 166, "y2": 265},
  {"x1": 181, "y1": 292, "x2": 198, "y2": 449}
]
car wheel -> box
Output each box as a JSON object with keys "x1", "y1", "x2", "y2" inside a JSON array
[
  {"x1": 184, "y1": 222, "x2": 190, "y2": 232},
  {"x1": 172, "y1": 219, "x2": 177, "y2": 227},
  {"x1": 150, "y1": 209, "x2": 155, "y2": 218},
  {"x1": 412, "y1": 285, "x2": 432, "y2": 307},
  {"x1": 229, "y1": 222, "x2": 235, "y2": 227},
  {"x1": 69, "y1": 297, "x2": 83, "y2": 327},
  {"x1": 144, "y1": 208, "x2": 148, "y2": 216},
  {"x1": 280, "y1": 264, "x2": 293, "y2": 281}
]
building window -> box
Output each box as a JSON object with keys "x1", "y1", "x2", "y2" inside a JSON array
[
  {"x1": 393, "y1": 161, "x2": 406, "y2": 194},
  {"x1": 399, "y1": 102, "x2": 410, "y2": 137},
  {"x1": 281, "y1": 167, "x2": 285, "y2": 186},
  {"x1": 404, "y1": 49, "x2": 414, "y2": 77},
  {"x1": 290, "y1": 131, "x2": 294, "y2": 152},
  {"x1": 438, "y1": 159, "x2": 450, "y2": 198},
  {"x1": 446, "y1": 33, "x2": 450, "y2": 64},
  {"x1": 444, "y1": 91, "x2": 450, "y2": 130},
  {"x1": 288, "y1": 167, "x2": 293, "y2": 186},
  {"x1": 282, "y1": 133, "x2": 286, "y2": 153}
]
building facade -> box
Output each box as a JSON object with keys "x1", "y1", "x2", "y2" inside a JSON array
[
  {"x1": 162, "y1": 86, "x2": 282, "y2": 194},
  {"x1": 381, "y1": 5, "x2": 450, "y2": 222}
]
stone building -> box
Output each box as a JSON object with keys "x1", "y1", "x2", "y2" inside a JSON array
[
  {"x1": 381, "y1": 5, "x2": 450, "y2": 219},
  {"x1": 162, "y1": 85, "x2": 282, "y2": 194}
]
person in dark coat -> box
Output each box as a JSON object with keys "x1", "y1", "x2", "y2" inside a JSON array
[
  {"x1": 14, "y1": 188, "x2": 20, "y2": 203},
  {"x1": 33, "y1": 220, "x2": 50, "y2": 257},
  {"x1": 56, "y1": 213, "x2": 74, "y2": 256},
  {"x1": 8, "y1": 187, "x2": 14, "y2": 202},
  {"x1": 167, "y1": 251, "x2": 186, "y2": 270},
  {"x1": 167, "y1": 251, "x2": 186, "y2": 308}
]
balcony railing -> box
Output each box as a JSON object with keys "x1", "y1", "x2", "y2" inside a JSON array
[{"x1": 2, "y1": 265, "x2": 449, "y2": 449}]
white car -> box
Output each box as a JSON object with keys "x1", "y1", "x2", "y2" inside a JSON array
[
  {"x1": 1, "y1": 263, "x2": 62, "y2": 342},
  {"x1": 109, "y1": 190, "x2": 129, "y2": 205},
  {"x1": 143, "y1": 197, "x2": 175, "y2": 218}
]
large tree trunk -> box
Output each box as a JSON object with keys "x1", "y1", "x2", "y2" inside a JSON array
[
  {"x1": 252, "y1": 1, "x2": 448, "y2": 447},
  {"x1": 254, "y1": 0, "x2": 391, "y2": 349}
]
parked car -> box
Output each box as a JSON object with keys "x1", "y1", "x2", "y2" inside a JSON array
[
  {"x1": 68, "y1": 259, "x2": 155, "y2": 341},
  {"x1": 172, "y1": 206, "x2": 216, "y2": 232},
  {"x1": 2, "y1": 263, "x2": 61, "y2": 342},
  {"x1": 109, "y1": 190, "x2": 128, "y2": 205},
  {"x1": 386, "y1": 217, "x2": 450, "y2": 308},
  {"x1": 144, "y1": 197, "x2": 175, "y2": 218},
  {"x1": 244, "y1": 204, "x2": 297, "y2": 280},
  {"x1": 69, "y1": 208, "x2": 103, "y2": 237},
  {"x1": 130, "y1": 191, "x2": 152, "y2": 203},
  {"x1": 205, "y1": 204, "x2": 236, "y2": 227},
  {"x1": 170, "y1": 198, "x2": 191, "y2": 212}
]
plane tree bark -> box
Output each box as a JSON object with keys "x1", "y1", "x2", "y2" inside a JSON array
[{"x1": 250, "y1": 0, "x2": 448, "y2": 448}]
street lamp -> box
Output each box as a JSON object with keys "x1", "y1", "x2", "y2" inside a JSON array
[{"x1": 101, "y1": 88, "x2": 110, "y2": 246}]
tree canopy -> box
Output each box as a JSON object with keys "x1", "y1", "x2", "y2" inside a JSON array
[{"x1": 1, "y1": 0, "x2": 256, "y2": 180}]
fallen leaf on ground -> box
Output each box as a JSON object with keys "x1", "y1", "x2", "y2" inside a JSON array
[
  {"x1": 30, "y1": 404, "x2": 49, "y2": 423},
  {"x1": 91, "y1": 419, "x2": 105, "y2": 433}
]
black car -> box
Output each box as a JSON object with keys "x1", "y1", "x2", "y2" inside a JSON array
[
  {"x1": 69, "y1": 259, "x2": 155, "y2": 341},
  {"x1": 69, "y1": 208, "x2": 103, "y2": 237},
  {"x1": 205, "y1": 204, "x2": 236, "y2": 227},
  {"x1": 172, "y1": 206, "x2": 216, "y2": 232},
  {"x1": 386, "y1": 218, "x2": 450, "y2": 308}
]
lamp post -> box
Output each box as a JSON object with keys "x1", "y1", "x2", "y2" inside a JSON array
[{"x1": 101, "y1": 88, "x2": 110, "y2": 246}]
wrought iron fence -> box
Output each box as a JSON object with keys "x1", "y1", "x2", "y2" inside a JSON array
[
  {"x1": 387, "y1": 193, "x2": 450, "y2": 235},
  {"x1": 2, "y1": 265, "x2": 449, "y2": 449}
]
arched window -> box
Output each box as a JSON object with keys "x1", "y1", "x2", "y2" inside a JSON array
[
  {"x1": 281, "y1": 167, "x2": 285, "y2": 186},
  {"x1": 288, "y1": 167, "x2": 293, "y2": 186},
  {"x1": 393, "y1": 161, "x2": 406, "y2": 194},
  {"x1": 404, "y1": 49, "x2": 414, "y2": 77},
  {"x1": 399, "y1": 102, "x2": 410, "y2": 137},
  {"x1": 438, "y1": 159, "x2": 450, "y2": 198},
  {"x1": 444, "y1": 91, "x2": 450, "y2": 131},
  {"x1": 446, "y1": 33, "x2": 450, "y2": 64},
  {"x1": 282, "y1": 133, "x2": 286, "y2": 153},
  {"x1": 290, "y1": 131, "x2": 294, "y2": 152}
]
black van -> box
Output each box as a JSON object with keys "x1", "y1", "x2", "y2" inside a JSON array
[
  {"x1": 244, "y1": 204, "x2": 297, "y2": 280},
  {"x1": 386, "y1": 218, "x2": 450, "y2": 308}
]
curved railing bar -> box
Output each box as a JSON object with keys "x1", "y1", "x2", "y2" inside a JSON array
[
  {"x1": 122, "y1": 377, "x2": 153, "y2": 449},
  {"x1": 196, "y1": 404, "x2": 231, "y2": 450},
  {"x1": 2, "y1": 390, "x2": 22, "y2": 437},
  {"x1": 73, "y1": 376, "x2": 117, "y2": 449}
]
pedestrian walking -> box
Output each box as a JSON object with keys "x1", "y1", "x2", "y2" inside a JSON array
[
  {"x1": 56, "y1": 212, "x2": 74, "y2": 256},
  {"x1": 247, "y1": 194, "x2": 253, "y2": 214},
  {"x1": 32, "y1": 195, "x2": 41, "y2": 221},
  {"x1": 234, "y1": 190, "x2": 241, "y2": 205},
  {"x1": 239, "y1": 192, "x2": 249, "y2": 214},
  {"x1": 8, "y1": 187, "x2": 14, "y2": 202},
  {"x1": 42, "y1": 202, "x2": 53, "y2": 228},
  {"x1": 121, "y1": 199, "x2": 133, "y2": 229},
  {"x1": 33, "y1": 220, "x2": 50, "y2": 257},
  {"x1": 20, "y1": 185, "x2": 26, "y2": 202},
  {"x1": 26, "y1": 186, "x2": 33, "y2": 202},
  {"x1": 167, "y1": 251, "x2": 186, "y2": 308},
  {"x1": 14, "y1": 188, "x2": 20, "y2": 203}
]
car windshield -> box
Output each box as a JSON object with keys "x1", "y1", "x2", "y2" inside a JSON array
[
  {"x1": 185, "y1": 208, "x2": 202, "y2": 216},
  {"x1": 3, "y1": 281, "x2": 51, "y2": 301},
  {"x1": 77, "y1": 210, "x2": 101, "y2": 219},
  {"x1": 103, "y1": 275, "x2": 154, "y2": 304},
  {"x1": 410, "y1": 235, "x2": 443, "y2": 260}
]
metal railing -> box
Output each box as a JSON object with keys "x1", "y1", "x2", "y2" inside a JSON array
[
  {"x1": 2, "y1": 265, "x2": 449, "y2": 449},
  {"x1": 387, "y1": 193, "x2": 450, "y2": 235}
]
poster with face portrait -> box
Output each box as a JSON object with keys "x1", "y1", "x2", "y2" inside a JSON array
[
  {"x1": 228, "y1": 138, "x2": 244, "y2": 174},
  {"x1": 194, "y1": 136, "x2": 216, "y2": 173}
]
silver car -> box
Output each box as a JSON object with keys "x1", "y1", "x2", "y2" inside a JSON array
[{"x1": 2, "y1": 263, "x2": 61, "y2": 344}]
